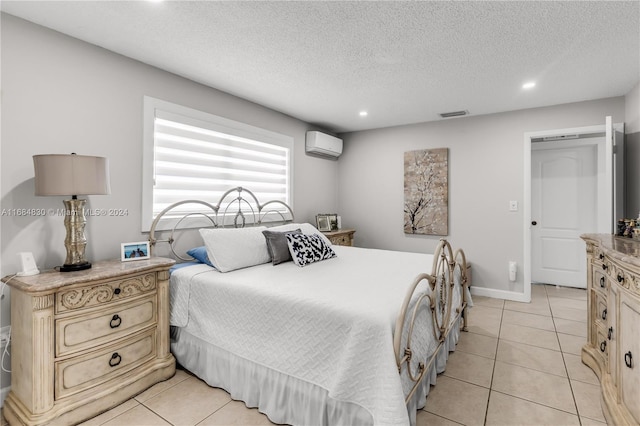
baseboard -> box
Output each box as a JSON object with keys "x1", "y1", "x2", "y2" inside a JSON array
[{"x1": 470, "y1": 286, "x2": 530, "y2": 303}]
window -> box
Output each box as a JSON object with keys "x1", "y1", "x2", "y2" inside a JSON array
[{"x1": 142, "y1": 97, "x2": 293, "y2": 231}]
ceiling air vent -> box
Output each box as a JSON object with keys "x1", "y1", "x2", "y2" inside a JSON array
[{"x1": 439, "y1": 110, "x2": 469, "y2": 118}]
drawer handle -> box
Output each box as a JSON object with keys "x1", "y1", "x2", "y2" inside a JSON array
[
  {"x1": 600, "y1": 277, "x2": 605, "y2": 288},
  {"x1": 617, "y1": 274, "x2": 624, "y2": 283},
  {"x1": 600, "y1": 341, "x2": 607, "y2": 352},
  {"x1": 109, "y1": 314, "x2": 122, "y2": 329},
  {"x1": 608, "y1": 326, "x2": 613, "y2": 340},
  {"x1": 599, "y1": 253, "x2": 604, "y2": 260},
  {"x1": 109, "y1": 352, "x2": 122, "y2": 367},
  {"x1": 114, "y1": 288, "x2": 121, "y2": 295},
  {"x1": 602, "y1": 308, "x2": 607, "y2": 320},
  {"x1": 625, "y1": 351, "x2": 633, "y2": 368},
  {"x1": 602, "y1": 263, "x2": 608, "y2": 271}
]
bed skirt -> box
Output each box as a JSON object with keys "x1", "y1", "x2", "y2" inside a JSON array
[{"x1": 170, "y1": 316, "x2": 462, "y2": 426}]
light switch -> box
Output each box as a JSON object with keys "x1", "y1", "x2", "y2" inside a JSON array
[{"x1": 509, "y1": 201, "x2": 518, "y2": 211}]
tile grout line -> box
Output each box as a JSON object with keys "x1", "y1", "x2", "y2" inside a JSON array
[
  {"x1": 482, "y1": 299, "x2": 504, "y2": 425},
  {"x1": 487, "y1": 285, "x2": 589, "y2": 424},
  {"x1": 547, "y1": 285, "x2": 586, "y2": 426},
  {"x1": 192, "y1": 399, "x2": 235, "y2": 426}
]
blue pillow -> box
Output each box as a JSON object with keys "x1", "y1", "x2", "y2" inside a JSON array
[{"x1": 187, "y1": 246, "x2": 215, "y2": 267}]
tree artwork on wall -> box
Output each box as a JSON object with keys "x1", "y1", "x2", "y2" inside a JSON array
[{"x1": 404, "y1": 148, "x2": 448, "y2": 236}]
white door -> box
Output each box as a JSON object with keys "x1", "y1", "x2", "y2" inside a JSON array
[{"x1": 531, "y1": 143, "x2": 597, "y2": 288}]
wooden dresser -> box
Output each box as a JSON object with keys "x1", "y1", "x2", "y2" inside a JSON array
[
  {"x1": 322, "y1": 228, "x2": 356, "y2": 246},
  {"x1": 581, "y1": 234, "x2": 640, "y2": 425},
  {"x1": 1, "y1": 258, "x2": 176, "y2": 426}
]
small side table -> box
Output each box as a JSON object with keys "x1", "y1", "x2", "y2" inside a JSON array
[
  {"x1": 1, "y1": 257, "x2": 176, "y2": 426},
  {"x1": 322, "y1": 228, "x2": 356, "y2": 246}
]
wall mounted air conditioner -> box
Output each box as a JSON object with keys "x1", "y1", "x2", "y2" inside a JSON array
[{"x1": 305, "y1": 131, "x2": 343, "y2": 158}]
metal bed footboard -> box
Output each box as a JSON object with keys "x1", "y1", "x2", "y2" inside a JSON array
[{"x1": 393, "y1": 239, "x2": 469, "y2": 403}]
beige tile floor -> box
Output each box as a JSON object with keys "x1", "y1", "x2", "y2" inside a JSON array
[{"x1": 2, "y1": 284, "x2": 602, "y2": 426}]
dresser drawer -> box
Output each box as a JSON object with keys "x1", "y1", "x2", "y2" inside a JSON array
[
  {"x1": 595, "y1": 292, "x2": 608, "y2": 327},
  {"x1": 595, "y1": 327, "x2": 608, "y2": 361},
  {"x1": 329, "y1": 234, "x2": 352, "y2": 246},
  {"x1": 55, "y1": 329, "x2": 157, "y2": 400},
  {"x1": 593, "y1": 269, "x2": 607, "y2": 292},
  {"x1": 56, "y1": 295, "x2": 157, "y2": 357},
  {"x1": 56, "y1": 272, "x2": 156, "y2": 313}
]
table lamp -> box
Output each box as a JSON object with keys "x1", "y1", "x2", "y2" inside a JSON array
[{"x1": 33, "y1": 153, "x2": 111, "y2": 272}]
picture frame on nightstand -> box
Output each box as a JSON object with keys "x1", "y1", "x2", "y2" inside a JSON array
[
  {"x1": 317, "y1": 213, "x2": 339, "y2": 231},
  {"x1": 328, "y1": 213, "x2": 338, "y2": 230},
  {"x1": 316, "y1": 214, "x2": 331, "y2": 232},
  {"x1": 121, "y1": 241, "x2": 150, "y2": 261}
]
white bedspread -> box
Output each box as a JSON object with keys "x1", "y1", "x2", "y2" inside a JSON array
[{"x1": 170, "y1": 246, "x2": 459, "y2": 426}]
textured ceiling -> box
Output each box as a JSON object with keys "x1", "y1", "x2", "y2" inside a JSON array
[{"x1": 2, "y1": 1, "x2": 639, "y2": 133}]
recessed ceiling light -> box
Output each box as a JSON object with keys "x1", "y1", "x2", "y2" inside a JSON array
[
  {"x1": 359, "y1": 111, "x2": 368, "y2": 117},
  {"x1": 522, "y1": 81, "x2": 536, "y2": 90}
]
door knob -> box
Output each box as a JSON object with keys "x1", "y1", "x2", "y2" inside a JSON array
[{"x1": 532, "y1": 221, "x2": 537, "y2": 226}]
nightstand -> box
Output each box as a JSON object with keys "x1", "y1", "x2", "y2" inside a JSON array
[
  {"x1": 322, "y1": 228, "x2": 356, "y2": 246},
  {"x1": 1, "y1": 257, "x2": 176, "y2": 426}
]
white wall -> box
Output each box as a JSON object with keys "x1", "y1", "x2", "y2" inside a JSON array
[
  {"x1": 0, "y1": 14, "x2": 339, "y2": 329},
  {"x1": 625, "y1": 81, "x2": 640, "y2": 133},
  {"x1": 624, "y1": 81, "x2": 640, "y2": 218},
  {"x1": 338, "y1": 98, "x2": 625, "y2": 297}
]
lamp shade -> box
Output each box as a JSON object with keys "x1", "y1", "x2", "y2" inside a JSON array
[{"x1": 33, "y1": 154, "x2": 111, "y2": 196}]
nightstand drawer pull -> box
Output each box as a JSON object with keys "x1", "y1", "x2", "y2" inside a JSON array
[
  {"x1": 600, "y1": 341, "x2": 607, "y2": 352},
  {"x1": 617, "y1": 274, "x2": 624, "y2": 282},
  {"x1": 602, "y1": 263, "x2": 608, "y2": 270},
  {"x1": 600, "y1": 277, "x2": 605, "y2": 288},
  {"x1": 602, "y1": 308, "x2": 607, "y2": 320},
  {"x1": 608, "y1": 327, "x2": 613, "y2": 340},
  {"x1": 599, "y1": 253, "x2": 604, "y2": 260},
  {"x1": 114, "y1": 288, "x2": 121, "y2": 295},
  {"x1": 625, "y1": 351, "x2": 633, "y2": 368},
  {"x1": 109, "y1": 314, "x2": 122, "y2": 329},
  {"x1": 109, "y1": 352, "x2": 122, "y2": 367}
]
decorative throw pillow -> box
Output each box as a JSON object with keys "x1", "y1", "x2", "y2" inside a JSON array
[
  {"x1": 186, "y1": 246, "x2": 215, "y2": 268},
  {"x1": 268, "y1": 222, "x2": 333, "y2": 247},
  {"x1": 262, "y1": 229, "x2": 301, "y2": 265},
  {"x1": 199, "y1": 226, "x2": 270, "y2": 272},
  {"x1": 286, "y1": 233, "x2": 336, "y2": 267}
]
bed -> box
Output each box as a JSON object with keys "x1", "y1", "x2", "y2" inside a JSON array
[{"x1": 148, "y1": 187, "x2": 470, "y2": 426}]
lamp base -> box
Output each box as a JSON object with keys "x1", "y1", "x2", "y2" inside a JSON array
[{"x1": 60, "y1": 262, "x2": 92, "y2": 272}]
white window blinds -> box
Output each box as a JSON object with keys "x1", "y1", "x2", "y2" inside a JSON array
[{"x1": 142, "y1": 97, "x2": 293, "y2": 231}]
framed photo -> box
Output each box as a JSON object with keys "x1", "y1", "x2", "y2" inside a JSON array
[
  {"x1": 316, "y1": 214, "x2": 331, "y2": 232},
  {"x1": 121, "y1": 241, "x2": 150, "y2": 262},
  {"x1": 328, "y1": 214, "x2": 339, "y2": 231}
]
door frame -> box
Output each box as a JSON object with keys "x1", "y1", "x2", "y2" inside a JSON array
[{"x1": 523, "y1": 124, "x2": 610, "y2": 303}]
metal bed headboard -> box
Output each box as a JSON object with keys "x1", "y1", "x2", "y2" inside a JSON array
[{"x1": 148, "y1": 186, "x2": 294, "y2": 260}]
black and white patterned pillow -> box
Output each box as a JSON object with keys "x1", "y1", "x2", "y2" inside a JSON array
[{"x1": 286, "y1": 233, "x2": 336, "y2": 267}]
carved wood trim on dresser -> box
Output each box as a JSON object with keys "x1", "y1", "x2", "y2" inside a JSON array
[
  {"x1": 581, "y1": 234, "x2": 640, "y2": 426},
  {"x1": 1, "y1": 258, "x2": 176, "y2": 426}
]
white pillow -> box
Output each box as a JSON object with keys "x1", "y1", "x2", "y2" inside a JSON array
[
  {"x1": 199, "y1": 226, "x2": 269, "y2": 273},
  {"x1": 268, "y1": 222, "x2": 333, "y2": 246}
]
